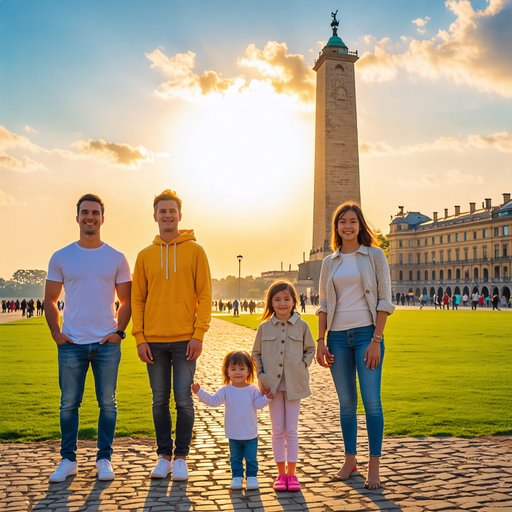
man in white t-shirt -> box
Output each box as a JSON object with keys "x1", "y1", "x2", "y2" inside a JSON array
[{"x1": 44, "y1": 194, "x2": 132, "y2": 483}]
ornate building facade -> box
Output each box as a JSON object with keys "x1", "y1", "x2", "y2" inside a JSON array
[{"x1": 387, "y1": 193, "x2": 512, "y2": 302}]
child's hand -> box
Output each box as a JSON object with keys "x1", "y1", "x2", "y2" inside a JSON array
[
  {"x1": 191, "y1": 383, "x2": 200, "y2": 394},
  {"x1": 258, "y1": 382, "x2": 270, "y2": 396},
  {"x1": 265, "y1": 390, "x2": 274, "y2": 400}
]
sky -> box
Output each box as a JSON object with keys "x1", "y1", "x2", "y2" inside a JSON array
[{"x1": 1, "y1": 0, "x2": 511, "y2": 280}]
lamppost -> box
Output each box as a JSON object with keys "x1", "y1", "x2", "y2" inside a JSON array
[{"x1": 237, "y1": 255, "x2": 243, "y2": 308}]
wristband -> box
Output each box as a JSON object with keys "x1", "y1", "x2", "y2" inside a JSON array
[{"x1": 317, "y1": 337, "x2": 325, "y2": 342}]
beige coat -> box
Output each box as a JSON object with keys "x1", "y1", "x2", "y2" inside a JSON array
[
  {"x1": 252, "y1": 313, "x2": 316, "y2": 400},
  {"x1": 316, "y1": 245, "x2": 395, "y2": 332}
]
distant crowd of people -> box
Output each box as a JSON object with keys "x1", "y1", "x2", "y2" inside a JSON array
[
  {"x1": 215, "y1": 299, "x2": 257, "y2": 316},
  {"x1": 1, "y1": 298, "x2": 46, "y2": 317},
  {"x1": 391, "y1": 292, "x2": 511, "y2": 310}
]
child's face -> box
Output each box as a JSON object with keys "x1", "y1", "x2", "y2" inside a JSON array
[
  {"x1": 272, "y1": 289, "x2": 294, "y2": 320},
  {"x1": 227, "y1": 363, "x2": 250, "y2": 387}
]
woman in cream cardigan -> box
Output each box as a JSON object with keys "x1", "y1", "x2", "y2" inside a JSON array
[{"x1": 316, "y1": 201, "x2": 394, "y2": 490}]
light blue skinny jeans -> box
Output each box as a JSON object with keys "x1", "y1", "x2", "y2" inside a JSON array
[
  {"x1": 58, "y1": 341, "x2": 121, "y2": 462},
  {"x1": 327, "y1": 325, "x2": 385, "y2": 458}
]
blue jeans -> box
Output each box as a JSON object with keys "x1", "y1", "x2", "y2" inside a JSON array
[
  {"x1": 327, "y1": 325, "x2": 385, "y2": 457},
  {"x1": 229, "y1": 438, "x2": 258, "y2": 478},
  {"x1": 58, "y1": 341, "x2": 121, "y2": 462},
  {"x1": 147, "y1": 341, "x2": 195, "y2": 457}
]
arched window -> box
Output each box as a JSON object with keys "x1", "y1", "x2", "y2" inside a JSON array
[
  {"x1": 432, "y1": 270, "x2": 436, "y2": 280},
  {"x1": 474, "y1": 268, "x2": 479, "y2": 279},
  {"x1": 399, "y1": 271, "x2": 403, "y2": 281},
  {"x1": 456, "y1": 269, "x2": 461, "y2": 279},
  {"x1": 447, "y1": 269, "x2": 452, "y2": 280},
  {"x1": 417, "y1": 271, "x2": 421, "y2": 280},
  {"x1": 409, "y1": 270, "x2": 413, "y2": 280},
  {"x1": 440, "y1": 270, "x2": 444, "y2": 280}
]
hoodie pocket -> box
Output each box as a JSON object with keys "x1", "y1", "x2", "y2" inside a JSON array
[{"x1": 144, "y1": 302, "x2": 194, "y2": 338}]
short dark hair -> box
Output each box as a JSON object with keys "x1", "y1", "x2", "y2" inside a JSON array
[
  {"x1": 331, "y1": 201, "x2": 377, "y2": 251},
  {"x1": 153, "y1": 189, "x2": 182, "y2": 212},
  {"x1": 77, "y1": 193, "x2": 104, "y2": 215},
  {"x1": 222, "y1": 350, "x2": 256, "y2": 385}
]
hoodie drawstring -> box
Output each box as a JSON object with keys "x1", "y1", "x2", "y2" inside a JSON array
[
  {"x1": 160, "y1": 245, "x2": 163, "y2": 270},
  {"x1": 174, "y1": 243, "x2": 177, "y2": 273},
  {"x1": 166, "y1": 244, "x2": 169, "y2": 280},
  {"x1": 160, "y1": 242, "x2": 176, "y2": 279}
]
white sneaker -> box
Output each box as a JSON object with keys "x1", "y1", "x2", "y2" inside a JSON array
[
  {"x1": 246, "y1": 476, "x2": 259, "y2": 490},
  {"x1": 171, "y1": 458, "x2": 189, "y2": 481},
  {"x1": 151, "y1": 456, "x2": 173, "y2": 479},
  {"x1": 49, "y1": 459, "x2": 78, "y2": 483},
  {"x1": 96, "y1": 459, "x2": 115, "y2": 481},
  {"x1": 231, "y1": 477, "x2": 243, "y2": 489}
]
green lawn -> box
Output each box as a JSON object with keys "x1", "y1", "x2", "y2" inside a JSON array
[
  {"x1": 0, "y1": 318, "x2": 163, "y2": 443},
  {"x1": 216, "y1": 310, "x2": 512, "y2": 438}
]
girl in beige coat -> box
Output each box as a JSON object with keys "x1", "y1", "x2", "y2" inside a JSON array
[{"x1": 252, "y1": 280, "x2": 316, "y2": 492}]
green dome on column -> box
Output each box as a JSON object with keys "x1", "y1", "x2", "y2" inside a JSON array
[{"x1": 327, "y1": 35, "x2": 347, "y2": 47}]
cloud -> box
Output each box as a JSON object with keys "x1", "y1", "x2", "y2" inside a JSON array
[
  {"x1": 147, "y1": 42, "x2": 315, "y2": 110},
  {"x1": 360, "y1": 131, "x2": 512, "y2": 156},
  {"x1": 0, "y1": 125, "x2": 168, "y2": 171},
  {"x1": 23, "y1": 125, "x2": 38, "y2": 134},
  {"x1": 357, "y1": 0, "x2": 512, "y2": 97},
  {"x1": 146, "y1": 49, "x2": 243, "y2": 103},
  {"x1": 398, "y1": 169, "x2": 485, "y2": 188},
  {"x1": 0, "y1": 189, "x2": 25, "y2": 208},
  {"x1": 68, "y1": 139, "x2": 169, "y2": 169},
  {"x1": 412, "y1": 16, "x2": 430, "y2": 27}
]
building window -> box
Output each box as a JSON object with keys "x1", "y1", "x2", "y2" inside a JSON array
[
  {"x1": 399, "y1": 254, "x2": 403, "y2": 265},
  {"x1": 483, "y1": 248, "x2": 487, "y2": 259},
  {"x1": 455, "y1": 233, "x2": 459, "y2": 242},
  {"x1": 432, "y1": 237, "x2": 435, "y2": 245},
  {"x1": 408, "y1": 254, "x2": 412, "y2": 264},
  {"x1": 464, "y1": 232, "x2": 468, "y2": 241},
  {"x1": 425, "y1": 252, "x2": 428, "y2": 263},
  {"x1": 398, "y1": 225, "x2": 402, "y2": 231},
  {"x1": 473, "y1": 231, "x2": 477, "y2": 239},
  {"x1": 504, "y1": 267, "x2": 509, "y2": 277},
  {"x1": 456, "y1": 249, "x2": 460, "y2": 262},
  {"x1": 417, "y1": 239, "x2": 420, "y2": 247},
  {"x1": 456, "y1": 269, "x2": 461, "y2": 279},
  {"x1": 440, "y1": 251, "x2": 444, "y2": 263},
  {"x1": 409, "y1": 271, "x2": 413, "y2": 280},
  {"x1": 495, "y1": 266, "x2": 500, "y2": 278},
  {"x1": 504, "y1": 245, "x2": 508, "y2": 257},
  {"x1": 464, "y1": 249, "x2": 468, "y2": 260},
  {"x1": 440, "y1": 235, "x2": 443, "y2": 243},
  {"x1": 447, "y1": 235, "x2": 451, "y2": 243},
  {"x1": 504, "y1": 226, "x2": 509, "y2": 236},
  {"x1": 409, "y1": 240, "x2": 413, "y2": 247},
  {"x1": 494, "y1": 228, "x2": 499, "y2": 236},
  {"x1": 464, "y1": 268, "x2": 469, "y2": 279},
  {"x1": 440, "y1": 270, "x2": 444, "y2": 280},
  {"x1": 447, "y1": 269, "x2": 451, "y2": 280},
  {"x1": 432, "y1": 270, "x2": 436, "y2": 280},
  {"x1": 483, "y1": 229, "x2": 487, "y2": 238},
  {"x1": 399, "y1": 240, "x2": 403, "y2": 248},
  {"x1": 425, "y1": 238, "x2": 428, "y2": 246},
  {"x1": 474, "y1": 268, "x2": 479, "y2": 279},
  {"x1": 399, "y1": 271, "x2": 403, "y2": 281},
  {"x1": 417, "y1": 271, "x2": 421, "y2": 280},
  {"x1": 447, "y1": 250, "x2": 451, "y2": 262},
  {"x1": 432, "y1": 251, "x2": 436, "y2": 263},
  {"x1": 425, "y1": 270, "x2": 428, "y2": 280},
  {"x1": 495, "y1": 245, "x2": 500, "y2": 258},
  {"x1": 417, "y1": 254, "x2": 421, "y2": 264},
  {"x1": 473, "y1": 248, "x2": 478, "y2": 260}
]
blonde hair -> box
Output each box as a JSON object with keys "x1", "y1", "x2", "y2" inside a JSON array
[{"x1": 153, "y1": 189, "x2": 182, "y2": 212}]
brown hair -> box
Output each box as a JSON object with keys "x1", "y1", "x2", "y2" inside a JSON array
[
  {"x1": 261, "y1": 280, "x2": 299, "y2": 321},
  {"x1": 153, "y1": 189, "x2": 182, "y2": 212},
  {"x1": 77, "y1": 193, "x2": 104, "y2": 215},
  {"x1": 222, "y1": 350, "x2": 256, "y2": 385},
  {"x1": 331, "y1": 201, "x2": 378, "y2": 251}
]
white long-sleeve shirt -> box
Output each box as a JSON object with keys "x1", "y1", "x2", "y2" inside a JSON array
[{"x1": 196, "y1": 384, "x2": 271, "y2": 440}]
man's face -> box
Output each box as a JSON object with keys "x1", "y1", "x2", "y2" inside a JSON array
[
  {"x1": 154, "y1": 199, "x2": 182, "y2": 233},
  {"x1": 76, "y1": 201, "x2": 104, "y2": 235}
]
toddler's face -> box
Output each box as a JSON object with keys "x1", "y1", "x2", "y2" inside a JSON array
[{"x1": 228, "y1": 363, "x2": 249, "y2": 386}]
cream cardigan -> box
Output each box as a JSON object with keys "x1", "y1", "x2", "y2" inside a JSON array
[{"x1": 316, "y1": 245, "x2": 395, "y2": 332}]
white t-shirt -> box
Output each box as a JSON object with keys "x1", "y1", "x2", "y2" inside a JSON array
[
  {"x1": 47, "y1": 242, "x2": 131, "y2": 344},
  {"x1": 331, "y1": 251, "x2": 373, "y2": 331},
  {"x1": 196, "y1": 384, "x2": 271, "y2": 440}
]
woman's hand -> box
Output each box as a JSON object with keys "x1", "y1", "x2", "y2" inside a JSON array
[
  {"x1": 316, "y1": 341, "x2": 334, "y2": 368},
  {"x1": 258, "y1": 380, "x2": 270, "y2": 397},
  {"x1": 364, "y1": 341, "x2": 381, "y2": 369}
]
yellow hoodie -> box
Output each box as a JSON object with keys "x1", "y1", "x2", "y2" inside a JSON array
[{"x1": 131, "y1": 230, "x2": 212, "y2": 346}]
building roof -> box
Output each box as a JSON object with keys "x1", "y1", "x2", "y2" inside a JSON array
[
  {"x1": 326, "y1": 35, "x2": 347, "y2": 47},
  {"x1": 391, "y1": 212, "x2": 431, "y2": 226}
]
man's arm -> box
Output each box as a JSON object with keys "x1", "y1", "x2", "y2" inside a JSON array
[
  {"x1": 100, "y1": 281, "x2": 132, "y2": 344},
  {"x1": 44, "y1": 280, "x2": 72, "y2": 345}
]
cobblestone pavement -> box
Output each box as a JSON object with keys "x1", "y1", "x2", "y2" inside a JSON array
[{"x1": 1, "y1": 318, "x2": 511, "y2": 512}]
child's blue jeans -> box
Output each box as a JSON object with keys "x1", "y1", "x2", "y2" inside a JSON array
[{"x1": 229, "y1": 438, "x2": 258, "y2": 478}]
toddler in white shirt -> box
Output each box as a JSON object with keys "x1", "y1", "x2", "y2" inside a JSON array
[{"x1": 191, "y1": 350, "x2": 273, "y2": 490}]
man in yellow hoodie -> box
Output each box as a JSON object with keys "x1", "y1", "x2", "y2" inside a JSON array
[{"x1": 132, "y1": 189, "x2": 212, "y2": 480}]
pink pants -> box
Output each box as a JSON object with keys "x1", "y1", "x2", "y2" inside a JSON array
[{"x1": 268, "y1": 391, "x2": 301, "y2": 463}]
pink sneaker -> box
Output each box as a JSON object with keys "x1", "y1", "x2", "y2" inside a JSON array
[
  {"x1": 287, "y1": 475, "x2": 301, "y2": 491},
  {"x1": 273, "y1": 474, "x2": 287, "y2": 491}
]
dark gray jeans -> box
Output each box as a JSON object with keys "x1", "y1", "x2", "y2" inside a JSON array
[{"x1": 147, "y1": 340, "x2": 195, "y2": 457}]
